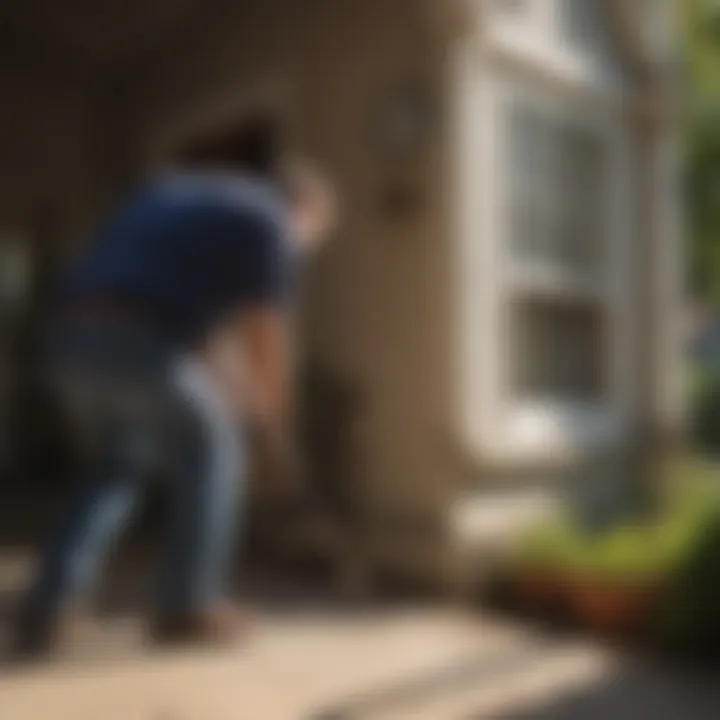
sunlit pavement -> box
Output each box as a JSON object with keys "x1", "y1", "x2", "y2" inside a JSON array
[{"x1": 0, "y1": 552, "x2": 718, "y2": 719}]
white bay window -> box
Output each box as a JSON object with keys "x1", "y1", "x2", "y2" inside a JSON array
[
  {"x1": 505, "y1": 97, "x2": 610, "y2": 408},
  {"x1": 455, "y1": 63, "x2": 636, "y2": 464},
  {"x1": 498, "y1": 77, "x2": 634, "y2": 460}
]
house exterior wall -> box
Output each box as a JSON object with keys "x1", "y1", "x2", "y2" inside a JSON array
[{"x1": 126, "y1": 0, "x2": 464, "y2": 579}]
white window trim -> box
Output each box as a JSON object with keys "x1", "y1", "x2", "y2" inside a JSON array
[
  {"x1": 453, "y1": 47, "x2": 637, "y2": 466},
  {"x1": 486, "y1": 1, "x2": 629, "y2": 105},
  {"x1": 651, "y1": 130, "x2": 684, "y2": 429}
]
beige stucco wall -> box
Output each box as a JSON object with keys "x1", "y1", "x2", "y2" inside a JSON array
[{"x1": 128, "y1": 0, "x2": 461, "y2": 550}]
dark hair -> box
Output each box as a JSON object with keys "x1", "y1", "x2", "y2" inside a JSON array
[
  {"x1": 175, "y1": 113, "x2": 333, "y2": 214},
  {"x1": 175, "y1": 112, "x2": 284, "y2": 181}
]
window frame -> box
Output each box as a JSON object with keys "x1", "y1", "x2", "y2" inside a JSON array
[
  {"x1": 498, "y1": 74, "x2": 634, "y2": 460},
  {"x1": 454, "y1": 59, "x2": 637, "y2": 465},
  {"x1": 504, "y1": 94, "x2": 610, "y2": 288}
]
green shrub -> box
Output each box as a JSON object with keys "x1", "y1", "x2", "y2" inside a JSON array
[
  {"x1": 652, "y1": 498, "x2": 720, "y2": 655},
  {"x1": 690, "y1": 369, "x2": 720, "y2": 454},
  {"x1": 516, "y1": 517, "x2": 669, "y2": 584},
  {"x1": 511, "y1": 462, "x2": 720, "y2": 657},
  {"x1": 583, "y1": 524, "x2": 669, "y2": 585},
  {"x1": 514, "y1": 517, "x2": 589, "y2": 574}
]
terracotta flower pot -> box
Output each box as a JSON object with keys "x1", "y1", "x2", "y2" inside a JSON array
[
  {"x1": 568, "y1": 577, "x2": 662, "y2": 638},
  {"x1": 515, "y1": 568, "x2": 565, "y2": 613}
]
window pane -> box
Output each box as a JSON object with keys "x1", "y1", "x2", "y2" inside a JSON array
[
  {"x1": 556, "y1": 125, "x2": 605, "y2": 269},
  {"x1": 511, "y1": 298, "x2": 606, "y2": 401},
  {"x1": 508, "y1": 104, "x2": 547, "y2": 261},
  {"x1": 558, "y1": 0, "x2": 605, "y2": 47},
  {"x1": 507, "y1": 104, "x2": 606, "y2": 277},
  {"x1": 508, "y1": 103, "x2": 542, "y2": 187}
]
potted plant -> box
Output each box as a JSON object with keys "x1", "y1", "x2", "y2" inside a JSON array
[
  {"x1": 512, "y1": 519, "x2": 586, "y2": 615},
  {"x1": 651, "y1": 496, "x2": 720, "y2": 657},
  {"x1": 566, "y1": 524, "x2": 668, "y2": 638}
]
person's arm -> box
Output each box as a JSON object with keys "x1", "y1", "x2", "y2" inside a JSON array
[
  {"x1": 239, "y1": 305, "x2": 305, "y2": 501},
  {"x1": 201, "y1": 304, "x2": 299, "y2": 500},
  {"x1": 239, "y1": 305, "x2": 291, "y2": 436},
  {"x1": 231, "y1": 199, "x2": 301, "y2": 497}
]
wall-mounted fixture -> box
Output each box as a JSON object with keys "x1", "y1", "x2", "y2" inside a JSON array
[
  {"x1": 371, "y1": 83, "x2": 438, "y2": 160},
  {"x1": 378, "y1": 177, "x2": 424, "y2": 222}
]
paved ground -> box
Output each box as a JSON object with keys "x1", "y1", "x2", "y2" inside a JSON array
[{"x1": 0, "y1": 551, "x2": 718, "y2": 719}]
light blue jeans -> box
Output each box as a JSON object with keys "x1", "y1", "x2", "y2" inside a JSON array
[{"x1": 28, "y1": 317, "x2": 243, "y2": 615}]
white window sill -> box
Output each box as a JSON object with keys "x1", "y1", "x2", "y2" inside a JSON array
[
  {"x1": 478, "y1": 401, "x2": 627, "y2": 466},
  {"x1": 506, "y1": 263, "x2": 608, "y2": 302}
]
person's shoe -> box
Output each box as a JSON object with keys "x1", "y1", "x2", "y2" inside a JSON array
[
  {"x1": 148, "y1": 603, "x2": 252, "y2": 647},
  {"x1": 10, "y1": 605, "x2": 75, "y2": 662}
]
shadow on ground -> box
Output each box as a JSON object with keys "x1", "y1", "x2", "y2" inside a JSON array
[
  {"x1": 308, "y1": 641, "x2": 560, "y2": 719},
  {"x1": 492, "y1": 660, "x2": 720, "y2": 720},
  {"x1": 306, "y1": 654, "x2": 720, "y2": 719}
]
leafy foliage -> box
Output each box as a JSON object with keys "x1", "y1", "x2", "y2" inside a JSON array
[
  {"x1": 514, "y1": 459, "x2": 720, "y2": 656},
  {"x1": 653, "y1": 500, "x2": 720, "y2": 654},
  {"x1": 683, "y1": 0, "x2": 720, "y2": 299},
  {"x1": 690, "y1": 368, "x2": 720, "y2": 451}
]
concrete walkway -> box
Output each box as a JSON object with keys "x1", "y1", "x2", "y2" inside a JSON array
[{"x1": 0, "y1": 553, "x2": 718, "y2": 719}]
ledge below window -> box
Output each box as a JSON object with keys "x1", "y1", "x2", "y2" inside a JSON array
[{"x1": 461, "y1": 400, "x2": 629, "y2": 470}]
